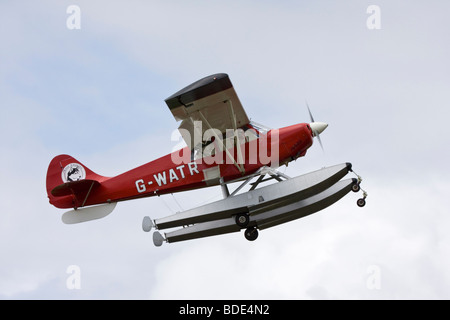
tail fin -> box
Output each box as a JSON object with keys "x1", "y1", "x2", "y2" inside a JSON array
[{"x1": 46, "y1": 154, "x2": 107, "y2": 209}]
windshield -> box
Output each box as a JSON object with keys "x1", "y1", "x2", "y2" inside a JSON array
[{"x1": 249, "y1": 121, "x2": 271, "y2": 135}]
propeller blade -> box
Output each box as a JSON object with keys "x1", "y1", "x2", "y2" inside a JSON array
[
  {"x1": 316, "y1": 133, "x2": 324, "y2": 151},
  {"x1": 306, "y1": 101, "x2": 327, "y2": 152},
  {"x1": 306, "y1": 100, "x2": 315, "y2": 123}
]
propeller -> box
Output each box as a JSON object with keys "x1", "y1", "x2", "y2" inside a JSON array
[{"x1": 306, "y1": 101, "x2": 328, "y2": 151}]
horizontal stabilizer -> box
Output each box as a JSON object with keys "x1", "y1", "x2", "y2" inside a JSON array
[
  {"x1": 62, "y1": 203, "x2": 117, "y2": 224},
  {"x1": 51, "y1": 179, "x2": 100, "y2": 197}
]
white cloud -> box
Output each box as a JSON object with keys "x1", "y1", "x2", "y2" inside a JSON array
[{"x1": 148, "y1": 178, "x2": 450, "y2": 299}]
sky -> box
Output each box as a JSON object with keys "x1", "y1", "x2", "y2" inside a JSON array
[{"x1": 1, "y1": 0, "x2": 449, "y2": 299}]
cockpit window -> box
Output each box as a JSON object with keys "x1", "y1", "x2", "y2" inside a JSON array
[{"x1": 193, "y1": 121, "x2": 271, "y2": 160}]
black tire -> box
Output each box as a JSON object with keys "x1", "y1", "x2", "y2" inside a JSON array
[
  {"x1": 244, "y1": 227, "x2": 259, "y2": 241},
  {"x1": 235, "y1": 213, "x2": 250, "y2": 228},
  {"x1": 352, "y1": 183, "x2": 361, "y2": 193},
  {"x1": 357, "y1": 198, "x2": 366, "y2": 207}
]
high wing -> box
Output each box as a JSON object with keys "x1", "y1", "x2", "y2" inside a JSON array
[{"x1": 165, "y1": 73, "x2": 250, "y2": 151}]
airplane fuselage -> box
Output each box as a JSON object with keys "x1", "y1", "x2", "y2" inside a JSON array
[{"x1": 48, "y1": 123, "x2": 313, "y2": 209}]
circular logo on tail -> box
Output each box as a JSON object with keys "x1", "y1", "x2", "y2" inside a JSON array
[{"x1": 62, "y1": 163, "x2": 86, "y2": 183}]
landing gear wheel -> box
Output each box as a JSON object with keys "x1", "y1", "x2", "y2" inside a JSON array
[
  {"x1": 351, "y1": 169, "x2": 368, "y2": 208},
  {"x1": 352, "y1": 183, "x2": 361, "y2": 193},
  {"x1": 244, "y1": 227, "x2": 259, "y2": 241},
  {"x1": 357, "y1": 198, "x2": 366, "y2": 207},
  {"x1": 235, "y1": 213, "x2": 250, "y2": 228}
]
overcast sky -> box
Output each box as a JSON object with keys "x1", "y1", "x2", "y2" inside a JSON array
[{"x1": 1, "y1": 0, "x2": 449, "y2": 299}]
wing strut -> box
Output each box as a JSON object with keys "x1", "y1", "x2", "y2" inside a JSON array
[
  {"x1": 225, "y1": 166, "x2": 291, "y2": 197},
  {"x1": 81, "y1": 180, "x2": 96, "y2": 208},
  {"x1": 197, "y1": 110, "x2": 245, "y2": 175},
  {"x1": 220, "y1": 177, "x2": 230, "y2": 199},
  {"x1": 226, "y1": 99, "x2": 245, "y2": 174}
]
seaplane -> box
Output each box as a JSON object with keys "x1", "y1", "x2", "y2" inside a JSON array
[{"x1": 46, "y1": 73, "x2": 367, "y2": 246}]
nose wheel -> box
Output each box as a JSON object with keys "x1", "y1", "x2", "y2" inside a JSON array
[
  {"x1": 351, "y1": 183, "x2": 361, "y2": 193},
  {"x1": 357, "y1": 197, "x2": 366, "y2": 207}
]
